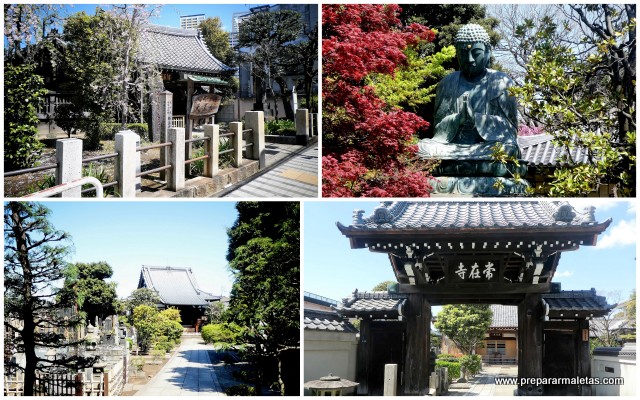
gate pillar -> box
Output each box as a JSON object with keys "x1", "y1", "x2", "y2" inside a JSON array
[
  {"x1": 403, "y1": 294, "x2": 430, "y2": 395},
  {"x1": 577, "y1": 319, "x2": 592, "y2": 395},
  {"x1": 517, "y1": 293, "x2": 544, "y2": 395},
  {"x1": 355, "y1": 317, "x2": 371, "y2": 395}
]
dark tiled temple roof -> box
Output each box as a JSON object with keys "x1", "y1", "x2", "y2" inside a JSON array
[
  {"x1": 339, "y1": 201, "x2": 604, "y2": 231},
  {"x1": 518, "y1": 134, "x2": 590, "y2": 166},
  {"x1": 304, "y1": 309, "x2": 358, "y2": 333},
  {"x1": 542, "y1": 289, "x2": 611, "y2": 314},
  {"x1": 138, "y1": 265, "x2": 219, "y2": 306},
  {"x1": 335, "y1": 290, "x2": 612, "y2": 320},
  {"x1": 336, "y1": 291, "x2": 407, "y2": 314},
  {"x1": 138, "y1": 25, "x2": 233, "y2": 74},
  {"x1": 490, "y1": 304, "x2": 517, "y2": 328}
]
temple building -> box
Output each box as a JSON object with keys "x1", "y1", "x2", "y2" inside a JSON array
[
  {"x1": 137, "y1": 265, "x2": 220, "y2": 328},
  {"x1": 335, "y1": 201, "x2": 613, "y2": 396}
]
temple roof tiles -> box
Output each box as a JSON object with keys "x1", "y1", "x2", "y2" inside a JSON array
[
  {"x1": 138, "y1": 265, "x2": 219, "y2": 306},
  {"x1": 138, "y1": 24, "x2": 233, "y2": 74},
  {"x1": 490, "y1": 304, "x2": 518, "y2": 328},
  {"x1": 543, "y1": 289, "x2": 611, "y2": 313},
  {"x1": 518, "y1": 134, "x2": 591, "y2": 166},
  {"x1": 304, "y1": 309, "x2": 358, "y2": 333},
  {"x1": 339, "y1": 201, "x2": 608, "y2": 232},
  {"x1": 336, "y1": 291, "x2": 406, "y2": 314}
]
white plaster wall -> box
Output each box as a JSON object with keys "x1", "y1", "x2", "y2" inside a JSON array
[
  {"x1": 304, "y1": 330, "x2": 358, "y2": 395},
  {"x1": 591, "y1": 355, "x2": 636, "y2": 396}
]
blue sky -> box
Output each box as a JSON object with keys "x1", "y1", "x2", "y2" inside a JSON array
[
  {"x1": 303, "y1": 200, "x2": 637, "y2": 308},
  {"x1": 37, "y1": 201, "x2": 240, "y2": 299},
  {"x1": 57, "y1": 3, "x2": 268, "y2": 32}
]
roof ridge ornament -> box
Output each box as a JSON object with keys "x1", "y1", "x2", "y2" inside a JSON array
[
  {"x1": 373, "y1": 203, "x2": 394, "y2": 224},
  {"x1": 553, "y1": 203, "x2": 576, "y2": 222},
  {"x1": 352, "y1": 209, "x2": 365, "y2": 225}
]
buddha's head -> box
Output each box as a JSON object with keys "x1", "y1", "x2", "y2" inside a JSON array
[{"x1": 455, "y1": 24, "x2": 491, "y2": 78}]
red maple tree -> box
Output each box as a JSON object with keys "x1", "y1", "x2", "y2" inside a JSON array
[{"x1": 322, "y1": 4, "x2": 435, "y2": 197}]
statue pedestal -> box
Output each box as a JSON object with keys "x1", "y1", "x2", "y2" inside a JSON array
[{"x1": 428, "y1": 176, "x2": 530, "y2": 196}]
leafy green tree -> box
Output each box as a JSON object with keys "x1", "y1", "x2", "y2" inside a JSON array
[
  {"x1": 226, "y1": 202, "x2": 300, "y2": 395},
  {"x1": 509, "y1": 4, "x2": 636, "y2": 196},
  {"x1": 200, "y1": 17, "x2": 235, "y2": 66},
  {"x1": 4, "y1": 202, "x2": 95, "y2": 395},
  {"x1": 205, "y1": 301, "x2": 226, "y2": 324},
  {"x1": 237, "y1": 10, "x2": 304, "y2": 118},
  {"x1": 132, "y1": 305, "x2": 160, "y2": 353},
  {"x1": 58, "y1": 262, "x2": 118, "y2": 323},
  {"x1": 371, "y1": 280, "x2": 397, "y2": 292},
  {"x1": 434, "y1": 304, "x2": 492, "y2": 355},
  {"x1": 125, "y1": 288, "x2": 161, "y2": 322},
  {"x1": 4, "y1": 64, "x2": 47, "y2": 171}
]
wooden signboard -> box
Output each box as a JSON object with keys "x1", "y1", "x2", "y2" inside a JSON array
[
  {"x1": 449, "y1": 258, "x2": 500, "y2": 283},
  {"x1": 190, "y1": 93, "x2": 221, "y2": 117}
]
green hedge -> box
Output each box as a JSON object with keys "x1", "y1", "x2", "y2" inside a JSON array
[
  {"x1": 265, "y1": 119, "x2": 296, "y2": 136},
  {"x1": 436, "y1": 353, "x2": 460, "y2": 363},
  {"x1": 435, "y1": 360, "x2": 460, "y2": 381},
  {"x1": 102, "y1": 122, "x2": 149, "y2": 139}
]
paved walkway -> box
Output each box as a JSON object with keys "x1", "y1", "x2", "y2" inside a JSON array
[
  {"x1": 134, "y1": 337, "x2": 223, "y2": 396},
  {"x1": 221, "y1": 144, "x2": 318, "y2": 198},
  {"x1": 446, "y1": 365, "x2": 517, "y2": 396}
]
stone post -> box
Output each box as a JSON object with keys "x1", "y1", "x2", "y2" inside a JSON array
[
  {"x1": 245, "y1": 111, "x2": 265, "y2": 168},
  {"x1": 383, "y1": 364, "x2": 398, "y2": 396},
  {"x1": 115, "y1": 130, "x2": 140, "y2": 198},
  {"x1": 55, "y1": 138, "x2": 83, "y2": 197},
  {"x1": 203, "y1": 124, "x2": 219, "y2": 178},
  {"x1": 296, "y1": 108, "x2": 309, "y2": 145},
  {"x1": 229, "y1": 122, "x2": 243, "y2": 168},
  {"x1": 151, "y1": 91, "x2": 172, "y2": 180},
  {"x1": 167, "y1": 127, "x2": 185, "y2": 191}
]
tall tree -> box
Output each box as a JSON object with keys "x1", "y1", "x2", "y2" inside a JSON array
[
  {"x1": 322, "y1": 4, "x2": 435, "y2": 197},
  {"x1": 237, "y1": 10, "x2": 303, "y2": 118},
  {"x1": 58, "y1": 261, "x2": 118, "y2": 323},
  {"x1": 371, "y1": 280, "x2": 397, "y2": 292},
  {"x1": 3, "y1": 4, "x2": 64, "y2": 65},
  {"x1": 434, "y1": 304, "x2": 492, "y2": 355},
  {"x1": 4, "y1": 202, "x2": 94, "y2": 395},
  {"x1": 226, "y1": 202, "x2": 300, "y2": 395},
  {"x1": 199, "y1": 17, "x2": 235, "y2": 66},
  {"x1": 124, "y1": 287, "x2": 161, "y2": 323},
  {"x1": 509, "y1": 4, "x2": 636, "y2": 196}
]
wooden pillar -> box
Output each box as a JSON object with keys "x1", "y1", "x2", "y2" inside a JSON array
[
  {"x1": 517, "y1": 293, "x2": 544, "y2": 395},
  {"x1": 577, "y1": 319, "x2": 592, "y2": 395},
  {"x1": 356, "y1": 318, "x2": 371, "y2": 395},
  {"x1": 403, "y1": 294, "x2": 430, "y2": 396}
]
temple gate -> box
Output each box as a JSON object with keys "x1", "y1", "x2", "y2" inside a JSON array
[{"x1": 336, "y1": 201, "x2": 612, "y2": 396}]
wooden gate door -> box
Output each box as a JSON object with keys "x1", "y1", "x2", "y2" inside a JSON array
[
  {"x1": 543, "y1": 329, "x2": 579, "y2": 395},
  {"x1": 369, "y1": 321, "x2": 405, "y2": 395}
]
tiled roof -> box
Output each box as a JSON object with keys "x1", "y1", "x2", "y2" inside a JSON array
[
  {"x1": 542, "y1": 289, "x2": 610, "y2": 313},
  {"x1": 336, "y1": 291, "x2": 406, "y2": 314},
  {"x1": 304, "y1": 309, "x2": 358, "y2": 333},
  {"x1": 490, "y1": 304, "x2": 517, "y2": 328},
  {"x1": 138, "y1": 265, "x2": 219, "y2": 306},
  {"x1": 340, "y1": 201, "x2": 603, "y2": 231},
  {"x1": 518, "y1": 134, "x2": 590, "y2": 166},
  {"x1": 138, "y1": 25, "x2": 233, "y2": 74}
]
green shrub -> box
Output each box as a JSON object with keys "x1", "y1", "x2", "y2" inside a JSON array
[
  {"x1": 100, "y1": 122, "x2": 149, "y2": 140},
  {"x1": 224, "y1": 384, "x2": 257, "y2": 396},
  {"x1": 460, "y1": 354, "x2": 482, "y2": 376},
  {"x1": 201, "y1": 322, "x2": 244, "y2": 349},
  {"x1": 435, "y1": 360, "x2": 460, "y2": 381},
  {"x1": 4, "y1": 64, "x2": 47, "y2": 170},
  {"x1": 265, "y1": 119, "x2": 296, "y2": 136},
  {"x1": 436, "y1": 353, "x2": 460, "y2": 362},
  {"x1": 131, "y1": 356, "x2": 145, "y2": 372},
  {"x1": 151, "y1": 348, "x2": 166, "y2": 363}
]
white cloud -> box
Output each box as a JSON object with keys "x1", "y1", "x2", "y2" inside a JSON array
[
  {"x1": 596, "y1": 219, "x2": 637, "y2": 249},
  {"x1": 554, "y1": 270, "x2": 574, "y2": 278}
]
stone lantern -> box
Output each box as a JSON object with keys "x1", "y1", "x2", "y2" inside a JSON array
[{"x1": 304, "y1": 374, "x2": 358, "y2": 396}]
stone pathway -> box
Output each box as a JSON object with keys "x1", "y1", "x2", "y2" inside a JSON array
[
  {"x1": 221, "y1": 144, "x2": 318, "y2": 198},
  {"x1": 446, "y1": 365, "x2": 517, "y2": 396},
  {"x1": 133, "y1": 336, "x2": 223, "y2": 396}
]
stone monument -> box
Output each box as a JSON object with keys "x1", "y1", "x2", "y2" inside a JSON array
[{"x1": 418, "y1": 24, "x2": 529, "y2": 195}]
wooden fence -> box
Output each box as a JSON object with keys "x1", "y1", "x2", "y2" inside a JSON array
[{"x1": 4, "y1": 359, "x2": 126, "y2": 396}]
